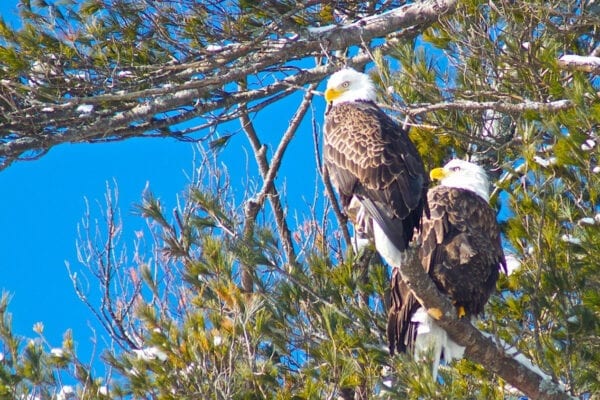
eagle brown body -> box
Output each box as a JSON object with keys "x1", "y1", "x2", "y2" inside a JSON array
[
  {"x1": 323, "y1": 100, "x2": 428, "y2": 252},
  {"x1": 387, "y1": 184, "x2": 506, "y2": 355}
]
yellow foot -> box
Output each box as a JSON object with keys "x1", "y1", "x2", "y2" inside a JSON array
[
  {"x1": 427, "y1": 308, "x2": 443, "y2": 320},
  {"x1": 457, "y1": 306, "x2": 466, "y2": 319}
]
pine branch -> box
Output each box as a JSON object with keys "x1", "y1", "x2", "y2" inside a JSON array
[
  {"x1": 0, "y1": 0, "x2": 458, "y2": 169},
  {"x1": 397, "y1": 248, "x2": 576, "y2": 400}
]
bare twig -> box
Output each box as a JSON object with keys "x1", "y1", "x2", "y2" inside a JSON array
[
  {"x1": 239, "y1": 83, "x2": 316, "y2": 289},
  {"x1": 71, "y1": 185, "x2": 142, "y2": 350}
]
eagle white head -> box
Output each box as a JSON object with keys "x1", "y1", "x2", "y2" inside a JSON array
[
  {"x1": 324, "y1": 68, "x2": 377, "y2": 105},
  {"x1": 430, "y1": 159, "x2": 491, "y2": 202}
]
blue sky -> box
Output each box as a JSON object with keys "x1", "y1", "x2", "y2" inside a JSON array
[
  {"x1": 1, "y1": 138, "x2": 193, "y2": 352},
  {"x1": 0, "y1": 1, "x2": 323, "y2": 369},
  {"x1": 0, "y1": 1, "x2": 176, "y2": 353}
]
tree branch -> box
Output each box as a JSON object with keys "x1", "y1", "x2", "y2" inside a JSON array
[
  {"x1": 0, "y1": 0, "x2": 458, "y2": 169},
  {"x1": 558, "y1": 55, "x2": 600, "y2": 74},
  {"x1": 240, "y1": 84, "x2": 315, "y2": 289},
  {"x1": 397, "y1": 248, "x2": 575, "y2": 400},
  {"x1": 404, "y1": 99, "x2": 574, "y2": 116}
]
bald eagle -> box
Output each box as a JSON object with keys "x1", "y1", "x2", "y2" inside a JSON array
[
  {"x1": 323, "y1": 68, "x2": 428, "y2": 267},
  {"x1": 387, "y1": 159, "x2": 506, "y2": 377}
]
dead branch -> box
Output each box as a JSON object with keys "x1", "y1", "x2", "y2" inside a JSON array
[{"x1": 239, "y1": 84, "x2": 315, "y2": 289}]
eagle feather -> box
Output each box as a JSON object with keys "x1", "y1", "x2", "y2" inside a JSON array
[
  {"x1": 387, "y1": 159, "x2": 506, "y2": 379},
  {"x1": 324, "y1": 88, "x2": 427, "y2": 255}
]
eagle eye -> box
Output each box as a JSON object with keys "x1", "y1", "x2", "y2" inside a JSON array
[
  {"x1": 451, "y1": 166, "x2": 461, "y2": 172},
  {"x1": 341, "y1": 81, "x2": 350, "y2": 88}
]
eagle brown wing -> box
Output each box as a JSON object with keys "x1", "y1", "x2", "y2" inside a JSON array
[
  {"x1": 323, "y1": 100, "x2": 428, "y2": 251},
  {"x1": 387, "y1": 185, "x2": 506, "y2": 355}
]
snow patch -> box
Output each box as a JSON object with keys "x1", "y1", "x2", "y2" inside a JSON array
[
  {"x1": 559, "y1": 54, "x2": 600, "y2": 66},
  {"x1": 206, "y1": 44, "x2": 223, "y2": 52},
  {"x1": 561, "y1": 234, "x2": 582, "y2": 245},
  {"x1": 31, "y1": 61, "x2": 56, "y2": 75},
  {"x1": 307, "y1": 24, "x2": 336, "y2": 34},
  {"x1": 512, "y1": 352, "x2": 551, "y2": 380},
  {"x1": 56, "y1": 386, "x2": 75, "y2": 400},
  {"x1": 133, "y1": 346, "x2": 167, "y2": 362},
  {"x1": 481, "y1": 332, "x2": 554, "y2": 382},
  {"x1": 76, "y1": 104, "x2": 94, "y2": 114},
  {"x1": 578, "y1": 217, "x2": 595, "y2": 226},
  {"x1": 118, "y1": 70, "x2": 134, "y2": 78},
  {"x1": 504, "y1": 253, "x2": 521, "y2": 275},
  {"x1": 533, "y1": 156, "x2": 557, "y2": 168},
  {"x1": 482, "y1": 109, "x2": 500, "y2": 137},
  {"x1": 581, "y1": 139, "x2": 596, "y2": 151},
  {"x1": 50, "y1": 348, "x2": 64, "y2": 357},
  {"x1": 70, "y1": 71, "x2": 88, "y2": 80},
  {"x1": 173, "y1": 89, "x2": 197, "y2": 99},
  {"x1": 21, "y1": 395, "x2": 41, "y2": 400},
  {"x1": 205, "y1": 43, "x2": 236, "y2": 52},
  {"x1": 380, "y1": 365, "x2": 394, "y2": 390}
]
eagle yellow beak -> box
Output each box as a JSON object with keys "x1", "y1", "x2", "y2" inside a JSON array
[
  {"x1": 324, "y1": 87, "x2": 343, "y2": 103},
  {"x1": 430, "y1": 167, "x2": 448, "y2": 181}
]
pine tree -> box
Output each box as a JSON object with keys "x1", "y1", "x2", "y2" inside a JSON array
[{"x1": 0, "y1": 1, "x2": 598, "y2": 399}]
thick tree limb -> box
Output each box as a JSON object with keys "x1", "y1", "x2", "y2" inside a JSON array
[
  {"x1": 0, "y1": 0, "x2": 457, "y2": 169},
  {"x1": 397, "y1": 248, "x2": 576, "y2": 400}
]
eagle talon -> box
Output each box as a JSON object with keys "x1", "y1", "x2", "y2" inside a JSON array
[
  {"x1": 427, "y1": 308, "x2": 443, "y2": 320},
  {"x1": 457, "y1": 306, "x2": 466, "y2": 319}
]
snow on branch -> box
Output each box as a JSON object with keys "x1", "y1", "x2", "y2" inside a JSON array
[
  {"x1": 305, "y1": 0, "x2": 456, "y2": 49},
  {"x1": 397, "y1": 248, "x2": 576, "y2": 400},
  {"x1": 405, "y1": 99, "x2": 574, "y2": 116},
  {"x1": 558, "y1": 55, "x2": 600, "y2": 73},
  {"x1": 0, "y1": 0, "x2": 458, "y2": 169}
]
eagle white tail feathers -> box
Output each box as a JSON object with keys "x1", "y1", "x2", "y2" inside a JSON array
[
  {"x1": 411, "y1": 307, "x2": 466, "y2": 380},
  {"x1": 373, "y1": 220, "x2": 405, "y2": 268}
]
